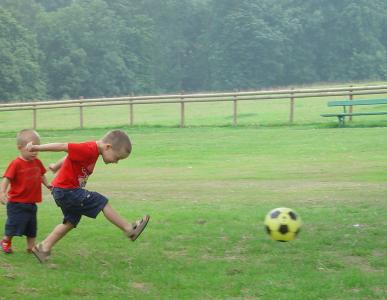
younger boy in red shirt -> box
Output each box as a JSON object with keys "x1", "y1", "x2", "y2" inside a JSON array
[
  {"x1": 26, "y1": 129, "x2": 150, "y2": 263},
  {"x1": 1, "y1": 129, "x2": 51, "y2": 253}
]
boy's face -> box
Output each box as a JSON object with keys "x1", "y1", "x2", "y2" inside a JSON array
[
  {"x1": 19, "y1": 136, "x2": 40, "y2": 161},
  {"x1": 101, "y1": 145, "x2": 129, "y2": 164}
]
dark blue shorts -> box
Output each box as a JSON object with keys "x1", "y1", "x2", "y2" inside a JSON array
[
  {"x1": 51, "y1": 187, "x2": 108, "y2": 227},
  {"x1": 5, "y1": 202, "x2": 37, "y2": 237}
]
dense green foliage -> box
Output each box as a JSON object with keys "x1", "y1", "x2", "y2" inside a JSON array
[
  {"x1": 0, "y1": 0, "x2": 386, "y2": 100},
  {"x1": 0, "y1": 7, "x2": 46, "y2": 100}
]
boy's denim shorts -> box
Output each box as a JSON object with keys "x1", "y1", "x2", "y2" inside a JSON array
[
  {"x1": 51, "y1": 187, "x2": 108, "y2": 227},
  {"x1": 5, "y1": 202, "x2": 37, "y2": 237}
]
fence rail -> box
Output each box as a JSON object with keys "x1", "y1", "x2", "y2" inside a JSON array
[{"x1": 1, "y1": 85, "x2": 387, "y2": 128}]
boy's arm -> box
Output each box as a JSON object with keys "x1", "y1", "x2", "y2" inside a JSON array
[
  {"x1": 49, "y1": 156, "x2": 66, "y2": 173},
  {"x1": 0, "y1": 177, "x2": 10, "y2": 205},
  {"x1": 41, "y1": 175, "x2": 52, "y2": 190},
  {"x1": 27, "y1": 142, "x2": 68, "y2": 152}
]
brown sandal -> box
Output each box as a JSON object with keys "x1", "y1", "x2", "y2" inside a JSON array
[
  {"x1": 32, "y1": 243, "x2": 51, "y2": 263},
  {"x1": 127, "y1": 215, "x2": 150, "y2": 241}
]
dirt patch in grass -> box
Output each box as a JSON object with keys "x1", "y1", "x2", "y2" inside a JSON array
[
  {"x1": 342, "y1": 255, "x2": 382, "y2": 273},
  {"x1": 71, "y1": 288, "x2": 91, "y2": 296},
  {"x1": 131, "y1": 282, "x2": 152, "y2": 293},
  {"x1": 163, "y1": 249, "x2": 188, "y2": 258},
  {"x1": 0, "y1": 262, "x2": 17, "y2": 280},
  {"x1": 372, "y1": 250, "x2": 386, "y2": 257},
  {"x1": 0, "y1": 262, "x2": 13, "y2": 271},
  {"x1": 17, "y1": 287, "x2": 40, "y2": 295}
]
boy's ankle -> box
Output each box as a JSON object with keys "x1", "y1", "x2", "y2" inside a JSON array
[
  {"x1": 43, "y1": 245, "x2": 51, "y2": 253},
  {"x1": 124, "y1": 226, "x2": 133, "y2": 235},
  {"x1": 40, "y1": 242, "x2": 50, "y2": 253}
]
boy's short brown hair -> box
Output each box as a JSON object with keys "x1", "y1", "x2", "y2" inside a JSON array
[
  {"x1": 17, "y1": 129, "x2": 40, "y2": 147},
  {"x1": 101, "y1": 130, "x2": 132, "y2": 154}
]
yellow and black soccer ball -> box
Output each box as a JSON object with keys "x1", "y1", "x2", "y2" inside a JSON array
[{"x1": 264, "y1": 207, "x2": 302, "y2": 242}]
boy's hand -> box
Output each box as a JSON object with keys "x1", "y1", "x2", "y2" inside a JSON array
[
  {"x1": 0, "y1": 192, "x2": 7, "y2": 205},
  {"x1": 49, "y1": 163, "x2": 58, "y2": 173},
  {"x1": 26, "y1": 141, "x2": 35, "y2": 152},
  {"x1": 48, "y1": 157, "x2": 65, "y2": 173}
]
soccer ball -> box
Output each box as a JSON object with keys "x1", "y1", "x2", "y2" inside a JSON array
[{"x1": 264, "y1": 207, "x2": 302, "y2": 242}]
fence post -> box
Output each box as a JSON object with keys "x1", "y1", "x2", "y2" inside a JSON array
[
  {"x1": 79, "y1": 96, "x2": 84, "y2": 128},
  {"x1": 180, "y1": 92, "x2": 185, "y2": 128},
  {"x1": 129, "y1": 93, "x2": 134, "y2": 126},
  {"x1": 233, "y1": 94, "x2": 238, "y2": 126},
  {"x1": 349, "y1": 85, "x2": 353, "y2": 122},
  {"x1": 33, "y1": 105, "x2": 37, "y2": 129},
  {"x1": 129, "y1": 100, "x2": 134, "y2": 126},
  {"x1": 289, "y1": 88, "x2": 295, "y2": 123}
]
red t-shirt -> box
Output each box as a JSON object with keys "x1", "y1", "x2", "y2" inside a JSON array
[
  {"x1": 3, "y1": 157, "x2": 46, "y2": 203},
  {"x1": 52, "y1": 141, "x2": 100, "y2": 189}
]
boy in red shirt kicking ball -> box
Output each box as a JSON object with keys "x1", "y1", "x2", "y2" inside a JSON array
[
  {"x1": 26, "y1": 129, "x2": 150, "y2": 263},
  {"x1": 1, "y1": 129, "x2": 51, "y2": 254}
]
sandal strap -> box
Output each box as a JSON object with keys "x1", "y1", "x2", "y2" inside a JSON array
[
  {"x1": 128, "y1": 215, "x2": 150, "y2": 241},
  {"x1": 132, "y1": 217, "x2": 145, "y2": 230}
]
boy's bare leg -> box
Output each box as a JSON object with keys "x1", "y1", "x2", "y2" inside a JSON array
[
  {"x1": 102, "y1": 203, "x2": 150, "y2": 241},
  {"x1": 26, "y1": 237, "x2": 36, "y2": 251},
  {"x1": 41, "y1": 222, "x2": 74, "y2": 252},
  {"x1": 102, "y1": 203, "x2": 132, "y2": 233}
]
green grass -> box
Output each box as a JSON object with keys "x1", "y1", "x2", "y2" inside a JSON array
[
  {"x1": 0, "y1": 126, "x2": 386, "y2": 299},
  {"x1": 1, "y1": 82, "x2": 387, "y2": 299}
]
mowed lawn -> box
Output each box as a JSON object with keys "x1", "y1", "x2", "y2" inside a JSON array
[{"x1": 0, "y1": 125, "x2": 386, "y2": 299}]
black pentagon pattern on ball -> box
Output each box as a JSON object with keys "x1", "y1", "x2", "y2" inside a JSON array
[
  {"x1": 270, "y1": 210, "x2": 281, "y2": 218},
  {"x1": 279, "y1": 224, "x2": 289, "y2": 234},
  {"x1": 265, "y1": 225, "x2": 271, "y2": 234},
  {"x1": 288, "y1": 211, "x2": 297, "y2": 220}
]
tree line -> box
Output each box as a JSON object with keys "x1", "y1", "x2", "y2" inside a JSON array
[{"x1": 0, "y1": 0, "x2": 386, "y2": 101}]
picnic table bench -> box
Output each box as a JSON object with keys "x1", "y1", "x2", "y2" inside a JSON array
[{"x1": 321, "y1": 98, "x2": 387, "y2": 126}]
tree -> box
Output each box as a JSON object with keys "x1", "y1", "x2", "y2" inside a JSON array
[
  {"x1": 0, "y1": 8, "x2": 46, "y2": 101},
  {"x1": 36, "y1": 0, "x2": 154, "y2": 98},
  {"x1": 287, "y1": 0, "x2": 387, "y2": 83},
  {"x1": 34, "y1": 0, "x2": 73, "y2": 12},
  {"x1": 138, "y1": 0, "x2": 211, "y2": 92},
  {"x1": 207, "y1": 0, "x2": 288, "y2": 90},
  {"x1": 2, "y1": 0, "x2": 387, "y2": 99}
]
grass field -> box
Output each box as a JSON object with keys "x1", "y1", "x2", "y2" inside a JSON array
[
  {"x1": 1, "y1": 84, "x2": 387, "y2": 299},
  {"x1": 0, "y1": 125, "x2": 386, "y2": 299}
]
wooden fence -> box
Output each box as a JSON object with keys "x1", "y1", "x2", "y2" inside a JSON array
[{"x1": 1, "y1": 85, "x2": 387, "y2": 128}]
